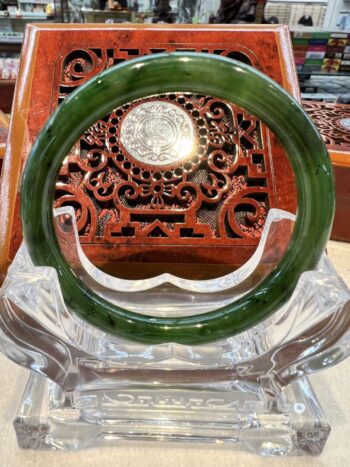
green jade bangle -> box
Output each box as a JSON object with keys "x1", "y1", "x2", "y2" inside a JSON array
[{"x1": 21, "y1": 53, "x2": 335, "y2": 345}]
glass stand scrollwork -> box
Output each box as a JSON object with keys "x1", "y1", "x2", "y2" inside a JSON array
[{"x1": 0, "y1": 207, "x2": 349, "y2": 454}]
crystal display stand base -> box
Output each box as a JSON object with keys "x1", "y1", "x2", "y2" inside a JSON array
[
  {"x1": 14, "y1": 372, "x2": 330, "y2": 455},
  {"x1": 1, "y1": 209, "x2": 349, "y2": 456}
]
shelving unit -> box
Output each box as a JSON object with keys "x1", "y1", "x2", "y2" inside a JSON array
[
  {"x1": 0, "y1": 14, "x2": 50, "y2": 54},
  {"x1": 0, "y1": 11, "x2": 51, "y2": 112},
  {"x1": 291, "y1": 25, "x2": 350, "y2": 102},
  {"x1": 0, "y1": 1, "x2": 349, "y2": 109},
  {"x1": 266, "y1": 0, "x2": 350, "y2": 31},
  {"x1": 292, "y1": 27, "x2": 350, "y2": 74},
  {"x1": 265, "y1": 0, "x2": 328, "y2": 27},
  {"x1": 18, "y1": 0, "x2": 48, "y2": 4}
]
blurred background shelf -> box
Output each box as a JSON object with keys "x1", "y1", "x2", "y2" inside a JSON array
[{"x1": 0, "y1": 1, "x2": 349, "y2": 120}]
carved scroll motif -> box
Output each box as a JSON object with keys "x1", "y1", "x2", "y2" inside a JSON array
[
  {"x1": 303, "y1": 100, "x2": 350, "y2": 150},
  {"x1": 54, "y1": 46, "x2": 274, "y2": 250}
]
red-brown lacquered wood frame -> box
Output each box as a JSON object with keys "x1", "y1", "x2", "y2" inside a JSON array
[
  {"x1": 0, "y1": 24, "x2": 299, "y2": 281},
  {"x1": 303, "y1": 100, "x2": 350, "y2": 242}
]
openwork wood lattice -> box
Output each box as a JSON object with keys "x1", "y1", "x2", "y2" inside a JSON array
[
  {"x1": 53, "y1": 44, "x2": 295, "y2": 266},
  {"x1": 0, "y1": 25, "x2": 299, "y2": 278},
  {"x1": 56, "y1": 92, "x2": 271, "y2": 241},
  {"x1": 302, "y1": 100, "x2": 350, "y2": 243},
  {"x1": 303, "y1": 101, "x2": 350, "y2": 151}
]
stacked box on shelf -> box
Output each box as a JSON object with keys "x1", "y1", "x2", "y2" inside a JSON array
[
  {"x1": 292, "y1": 31, "x2": 350, "y2": 74},
  {"x1": 0, "y1": 58, "x2": 19, "y2": 80},
  {"x1": 326, "y1": 34, "x2": 349, "y2": 72}
]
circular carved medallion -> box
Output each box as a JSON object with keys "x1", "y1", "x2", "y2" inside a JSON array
[
  {"x1": 120, "y1": 101, "x2": 195, "y2": 166},
  {"x1": 339, "y1": 118, "x2": 350, "y2": 131}
]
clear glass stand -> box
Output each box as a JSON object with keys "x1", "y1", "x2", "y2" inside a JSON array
[
  {"x1": 14, "y1": 372, "x2": 330, "y2": 455},
  {"x1": 1, "y1": 208, "x2": 349, "y2": 455}
]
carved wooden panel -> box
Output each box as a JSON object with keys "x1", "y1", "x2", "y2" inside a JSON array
[
  {"x1": 57, "y1": 92, "x2": 271, "y2": 242},
  {"x1": 303, "y1": 101, "x2": 350, "y2": 151},
  {"x1": 302, "y1": 100, "x2": 350, "y2": 243},
  {"x1": 55, "y1": 45, "x2": 277, "y2": 264},
  {"x1": 0, "y1": 25, "x2": 299, "y2": 280}
]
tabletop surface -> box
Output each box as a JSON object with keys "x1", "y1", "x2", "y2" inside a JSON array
[{"x1": 0, "y1": 240, "x2": 349, "y2": 467}]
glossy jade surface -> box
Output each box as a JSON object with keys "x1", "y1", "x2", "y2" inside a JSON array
[{"x1": 21, "y1": 53, "x2": 335, "y2": 344}]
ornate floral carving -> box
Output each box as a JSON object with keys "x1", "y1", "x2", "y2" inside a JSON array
[
  {"x1": 303, "y1": 100, "x2": 350, "y2": 150},
  {"x1": 55, "y1": 91, "x2": 272, "y2": 242},
  {"x1": 54, "y1": 46, "x2": 276, "y2": 264},
  {"x1": 120, "y1": 101, "x2": 196, "y2": 166}
]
